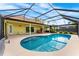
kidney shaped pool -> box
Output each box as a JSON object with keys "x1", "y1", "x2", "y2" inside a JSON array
[{"x1": 20, "y1": 34, "x2": 71, "y2": 52}]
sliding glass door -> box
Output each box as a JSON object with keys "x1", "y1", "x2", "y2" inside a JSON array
[{"x1": 26, "y1": 27, "x2": 34, "y2": 33}]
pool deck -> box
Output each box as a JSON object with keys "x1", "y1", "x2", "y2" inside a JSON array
[{"x1": 3, "y1": 33, "x2": 79, "y2": 56}]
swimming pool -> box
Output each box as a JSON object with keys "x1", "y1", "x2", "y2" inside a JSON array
[{"x1": 20, "y1": 34, "x2": 71, "y2": 52}]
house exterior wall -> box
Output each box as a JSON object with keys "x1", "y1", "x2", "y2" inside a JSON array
[{"x1": 4, "y1": 19, "x2": 44, "y2": 35}]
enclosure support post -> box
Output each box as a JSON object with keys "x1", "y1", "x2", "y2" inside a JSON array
[
  {"x1": 4, "y1": 23, "x2": 8, "y2": 39},
  {"x1": 78, "y1": 23, "x2": 79, "y2": 36},
  {"x1": 29, "y1": 24, "x2": 32, "y2": 35},
  {"x1": 42, "y1": 26, "x2": 44, "y2": 33},
  {"x1": 49, "y1": 26, "x2": 50, "y2": 33}
]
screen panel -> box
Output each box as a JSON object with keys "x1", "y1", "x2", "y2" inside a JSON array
[{"x1": 0, "y1": 15, "x2": 4, "y2": 40}]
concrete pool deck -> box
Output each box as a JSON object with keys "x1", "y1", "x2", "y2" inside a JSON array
[{"x1": 3, "y1": 33, "x2": 79, "y2": 56}]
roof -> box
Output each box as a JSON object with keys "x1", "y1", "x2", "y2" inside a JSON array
[
  {"x1": 3, "y1": 16, "x2": 47, "y2": 26},
  {"x1": 3, "y1": 15, "x2": 44, "y2": 23}
]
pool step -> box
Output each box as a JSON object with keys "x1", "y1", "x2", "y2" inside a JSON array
[{"x1": 34, "y1": 40, "x2": 66, "y2": 52}]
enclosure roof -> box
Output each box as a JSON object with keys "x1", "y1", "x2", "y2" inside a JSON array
[{"x1": 0, "y1": 3, "x2": 79, "y2": 25}]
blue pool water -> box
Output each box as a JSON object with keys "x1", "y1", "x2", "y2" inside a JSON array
[{"x1": 20, "y1": 34, "x2": 71, "y2": 52}]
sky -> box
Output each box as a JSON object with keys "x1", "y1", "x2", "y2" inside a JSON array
[{"x1": 0, "y1": 3, "x2": 79, "y2": 25}]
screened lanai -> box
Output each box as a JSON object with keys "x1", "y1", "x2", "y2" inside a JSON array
[
  {"x1": 0, "y1": 3, "x2": 79, "y2": 39},
  {"x1": 0, "y1": 3, "x2": 79, "y2": 56}
]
